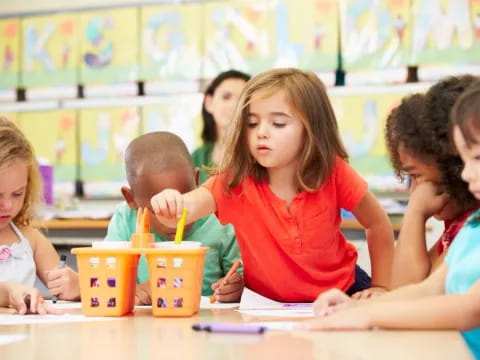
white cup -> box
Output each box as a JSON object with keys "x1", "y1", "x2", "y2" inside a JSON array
[{"x1": 153, "y1": 241, "x2": 201, "y2": 249}]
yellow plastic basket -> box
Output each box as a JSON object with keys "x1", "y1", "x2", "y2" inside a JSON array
[
  {"x1": 143, "y1": 247, "x2": 209, "y2": 317},
  {"x1": 71, "y1": 248, "x2": 140, "y2": 317}
]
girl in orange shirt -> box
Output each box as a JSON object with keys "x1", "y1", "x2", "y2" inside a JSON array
[{"x1": 151, "y1": 68, "x2": 394, "y2": 302}]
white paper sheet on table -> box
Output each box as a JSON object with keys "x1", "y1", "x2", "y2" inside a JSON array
[
  {"x1": 237, "y1": 288, "x2": 313, "y2": 318},
  {"x1": 0, "y1": 333, "x2": 27, "y2": 346},
  {"x1": 46, "y1": 300, "x2": 82, "y2": 309}
]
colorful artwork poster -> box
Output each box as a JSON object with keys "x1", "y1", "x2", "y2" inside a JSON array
[
  {"x1": 274, "y1": 0, "x2": 338, "y2": 71},
  {"x1": 330, "y1": 89, "x2": 407, "y2": 177},
  {"x1": 340, "y1": 0, "x2": 411, "y2": 70},
  {"x1": 80, "y1": 7, "x2": 139, "y2": 85},
  {"x1": 141, "y1": 93, "x2": 203, "y2": 152},
  {"x1": 410, "y1": 0, "x2": 480, "y2": 66},
  {"x1": 140, "y1": 4, "x2": 203, "y2": 81},
  {"x1": 202, "y1": 0, "x2": 277, "y2": 77},
  {"x1": 18, "y1": 110, "x2": 77, "y2": 182},
  {"x1": 79, "y1": 107, "x2": 140, "y2": 182},
  {"x1": 0, "y1": 18, "x2": 20, "y2": 89},
  {"x1": 21, "y1": 13, "x2": 79, "y2": 88}
]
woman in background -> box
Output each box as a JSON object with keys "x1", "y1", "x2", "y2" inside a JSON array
[{"x1": 192, "y1": 70, "x2": 251, "y2": 183}]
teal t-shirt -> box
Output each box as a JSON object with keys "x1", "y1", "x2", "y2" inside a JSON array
[
  {"x1": 105, "y1": 202, "x2": 241, "y2": 296},
  {"x1": 191, "y1": 142, "x2": 214, "y2": 184},
  {"x1": 445, "y1": 210, "x2": 480, "y2": 359}
]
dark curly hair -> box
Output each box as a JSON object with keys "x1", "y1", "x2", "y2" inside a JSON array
[
  {"x1": 201, "y1": 70, "x2": 251, "y2": 143},
  {"x1": 386, "y1": 75, "x2": 479, "y2": 211}
]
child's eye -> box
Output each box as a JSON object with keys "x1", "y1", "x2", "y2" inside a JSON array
[
  {"x1": 248, "y1": 122, "x2": 258, "y2": 128},
  {"x1": 222, "y1": 93, "x2": 232, "y2": 101},
  {"x1": 273, "y1": 123, "x2": 286, "y2": 128},
  {"x1": 13, "y1": 192, "x2": 24, "y2": 197}
]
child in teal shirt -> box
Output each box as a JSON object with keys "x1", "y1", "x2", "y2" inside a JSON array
[{"x1": 105, "y1": 131, "x2": 242, "y2": 304}]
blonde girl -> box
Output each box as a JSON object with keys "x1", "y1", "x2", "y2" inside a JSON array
[
  {"x1": 0, "y1": 117, "x2": 78, "y2": 313},
  {"x1": 151, "y1": 68, "x2": 394, "y2": 302}
]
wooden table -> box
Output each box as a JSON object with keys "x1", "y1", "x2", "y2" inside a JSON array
[{"x1": 0, "y1": 307, "x2": 472, "y2": 359}]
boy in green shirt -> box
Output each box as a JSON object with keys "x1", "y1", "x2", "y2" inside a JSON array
[{"x1": 105, "y1": 131, "x2": 242, "y2": 304}]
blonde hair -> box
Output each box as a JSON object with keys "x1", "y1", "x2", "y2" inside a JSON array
[
  {"x1": 0, "y1": 117, "x2": 42, "y2": 225},
  {"x1": 219, "y1": 68, "x2": 348, "y2": 192}
]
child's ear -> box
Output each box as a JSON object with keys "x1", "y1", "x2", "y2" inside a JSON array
[
  {"x1": 194, "y1": 167, "x2": 200, "y2": 187},
  {"x1": 121, "y1": 186, "x2": 137, "y2": 209},
  {"x1": 204, "y1": 95, "x2": 214, "y2": 114}
]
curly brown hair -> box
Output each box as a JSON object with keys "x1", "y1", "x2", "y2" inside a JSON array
[{"x1": 385, "y1": 75, "x2": 479, "y2": 210}]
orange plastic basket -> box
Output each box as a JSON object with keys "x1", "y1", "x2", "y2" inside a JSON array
[
  {"x1": 71, "y1": 248, "x2": 140, "y2": 317},
  {"x1": 143, "y1": 247, "x2": 209, "y2": 317}
]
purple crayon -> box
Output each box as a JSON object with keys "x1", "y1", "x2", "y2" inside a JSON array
[{"x1": 192, "y1": 323, "x2": 266, "y2": 334}]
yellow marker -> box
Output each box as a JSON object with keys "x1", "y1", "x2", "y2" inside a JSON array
[{"x1": 174, "y1": 208, "x2": 188, "y2": 244}]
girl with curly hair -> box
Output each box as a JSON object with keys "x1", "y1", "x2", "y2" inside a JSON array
[{"x1": 385, "y1": 75, "x2": 479, "y2": 288}]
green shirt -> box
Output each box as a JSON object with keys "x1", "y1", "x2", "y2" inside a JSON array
[
  {"x1": 191, "y1": 142, "x2": 214, "y2": 184},
  {"x1": 105, "y1": 202, "x2": 241, "y2": 296}
]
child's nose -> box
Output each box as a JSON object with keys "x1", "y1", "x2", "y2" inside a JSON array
[
  {"x1": 256, "y1": 122, "x2": 269, "y2": 138},
  {"x1": 0, "y1": 198, "x2": 12, "y2": 210},
  {"x1": 461, "y1": 162, "x2": 473, "y2": 183}
]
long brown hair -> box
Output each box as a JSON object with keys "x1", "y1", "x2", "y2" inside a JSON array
[
  {"x1": 0, "y1": 117, "x2": 42, "y2": 225},
  {"x1": 218, "y1": 68, "x2": 348, "y2": 192}
]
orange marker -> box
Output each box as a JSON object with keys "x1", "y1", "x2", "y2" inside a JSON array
[
  {"x1": 210, "y1": 260, "x2": 242, "y2": 303},
  {"x1": 142, "y1": 207, "x2": 150, "y2": 233}
]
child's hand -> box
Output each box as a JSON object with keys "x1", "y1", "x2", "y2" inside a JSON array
[
  {"x1": 408, "y1": 181, "x2": 450, "y2": 219},
  {"x1": 300, "y1": 306, "x2": 373, "y2": 330},
  {"x1": 2, "y1": 282, "x2": 62, "y2": 315},
  {"x1": 211, "y1": 272, "x2": 244, "y2": 302},
  {"x1": 351, "y1": 286, "x2": 387, "y2": 300},
  {"x1": 313, "y1": 288, "x2": 354, "y2": 316},
  {"x1": 151, "y1": 189, "x2": 185, "y2": 227},
  {"x1": 135, "y1": 281, "x2": 151, "y2": 305},
  {"x1": 47, "y1": 267, "x2": 80, "y2": 301}
]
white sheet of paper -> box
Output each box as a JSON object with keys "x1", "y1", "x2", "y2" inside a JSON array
[
  {"x1": 239, "y1": 288, "x2": 313, "y2": 310},
  {"x1": 237, "y1": 309, "x2": 313, "y2": 318},
  {"x1": 0, "y1": 333, "x2": 27, "y2": 346},
  {"x1": 239, "y1": 288, "x2": 281, "y2": 309},
  {"x1": 46, "y1": 300, "x2": 82, "y2": 309},
  {"x1": 200, "y1": 296, "x2": 239, "y2": 309},
  {"x1": 0, "y1": 314, "x2": 123, "y2": 325}
]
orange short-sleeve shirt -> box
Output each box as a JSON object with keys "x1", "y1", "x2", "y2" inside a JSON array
[{"x1": 204, "y1": 157, "x2": 368, "y2": 302}]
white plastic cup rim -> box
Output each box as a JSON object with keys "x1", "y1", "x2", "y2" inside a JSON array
[
  {"x1": 153, "y1": 241, "x2": 201, "y2": 249},
  {"x1": 92, "y1": 241, "x2": 132, "y2": 249}
]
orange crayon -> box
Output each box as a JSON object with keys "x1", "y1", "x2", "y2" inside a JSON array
[{"x1": 210, "y1": 260, "x2": 242, "y2": 303}]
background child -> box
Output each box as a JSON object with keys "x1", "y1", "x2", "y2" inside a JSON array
[
  {"x1": 304, "y1": 84, "x2": 480, "y2": 359},
  {"x1": 104, "y1": 131, "x2": 243, "y2": 304},
  {"x1": 0, "y1": 117, "x2": 79, "y2": 313},
  {"x1": 151, "y1": 68, "x2": 394, "y2": 302},
  {"x1": 192, "y1": 69, "x2": 251, "y2": 183},
  {"x1": 385, "y1": 75, "x2": 479, "y2": 288}
]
